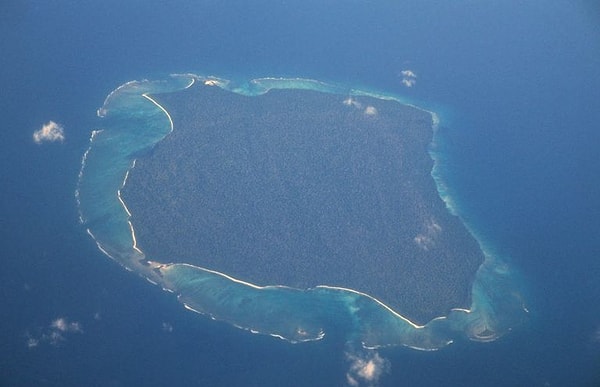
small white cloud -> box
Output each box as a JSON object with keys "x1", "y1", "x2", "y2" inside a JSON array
[
  {"x1": 204, "y1": 79, "x2": 221, "y2": 87},
  {"x1": 400, "y1": 69, "x2": 417, "y2": 88},
  {"x1": 413, "y1": 234, "x2": 432, "y2": 250},
  {"x1": 401, "y1": 79, "x2": 416, "y2": 87},
  {"x1": 33, "y1": 120, "x2": 65, "y2": 144},
  {"x1": 345, "y1": 351, "x2": 388, "y2": 387},
  {"x1": 45, "y1": 330, "x2": 65, "y2": 346},
  {"x1": 364, "y1": 106, "x2": 378, "y2": 116},
  {"x1": 161, "y1": 322, "x2": 173, "y2": 332},
  {"x1": 26, "y1": 337, "x2": 39, "y2": 349},
  {"x1": 414, "y1": 218, "x2": 442, "y2": 251},
  {"x1": 401, "y1": 70, "x2": 417, "y2": 78},
  {"x1": 343, "y1": 97, "x2": 363, "y2": 109},
  {"x1": 344, "y1": 97, "x2": 378, "y2": 117},
  {"x1": 26, "y1": 317, "x2": 83, "y2": 349},
  {"x1": 51, "y1": 317, "x2": 83, "y2": 333}
]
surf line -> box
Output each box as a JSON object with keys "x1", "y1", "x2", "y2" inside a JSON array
[
  {"x1": 142, "y1": 93, "x2": 174, "y2": 134},
  {"x1": 114, "y1": 159, "x2": 143, "y2": 255},
  {"x1": 75, "y1": 130, "x2": 103, "y2": 224},
  {"x1": 316, "y1": 285, "x2": 431, "y2": 329},
  {"x1": 125, "y1": 92, "x2": 176, "y2": 255}
]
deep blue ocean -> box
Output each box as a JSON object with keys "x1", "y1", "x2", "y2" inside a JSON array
[{"x1": 2, "y1": 1, "x2": 600, "y2": 385}]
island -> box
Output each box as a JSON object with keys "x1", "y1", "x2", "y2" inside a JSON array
[{"x1": 121, "y1": 82, "x2": 484, "y2": 325}]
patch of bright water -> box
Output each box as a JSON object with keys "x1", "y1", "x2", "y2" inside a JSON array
[{"x1": 76, "y1": 73, "x2": 528, "y2": 350}]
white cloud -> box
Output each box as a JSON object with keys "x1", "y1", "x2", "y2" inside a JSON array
[
  {"x1": 401, "y1": 70, "x2": 416, "y2": 78},
  {"x1": 51, "y1": 317, "x2": 83, "y2": 333},
  {"x1": 413, "y1": 234, "x2": 432, "y2": 250},
  {"x1": 401, "y1": 79, "x2": 416, "y2": 88},
  {"x1": 414, "y1": 218, "x2": 442, "y2": 251},
  {"x1": 343, "y1": 97, "x2": 363, "y2": 109},
  {"x1": 26, "y1": 337, "x2": 39, "y2": 349},
  {"x1": 346, "y1": 351, "x2": 388, "y2": 387},
  {"x1": 343, "y1": 97, "x2": 378, "y2": 117},
  {"x1": 162, "y1": 322, "x2": 173, "y2": 332},
  {"x1": 400, "y1": 69, "x2": 417, "y2": 88},
  {"x1": 343, "y1": 97, "x2": 379, "y2": 117},
  {"x1": 26, "y1": 317, "x2": 83, "y2": 349},
  {"x1": 364, "y1": 106, "x2": 378, "y2": 116},
  {"x1": 33, "y1": 120, "x2": 65, "y2": 144}
]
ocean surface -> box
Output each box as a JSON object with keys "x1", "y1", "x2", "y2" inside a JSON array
[{"x1": 2, "y1": 1, "x2": 599, "y2": 386}]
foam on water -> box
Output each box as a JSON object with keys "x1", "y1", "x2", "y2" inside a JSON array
[{"x1": 76, "y1": 73, "x2": 528, "y2": 350}]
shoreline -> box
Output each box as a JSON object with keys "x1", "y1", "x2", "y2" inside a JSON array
[
  {"x1": 126, "y1": 80, "x2": 479, "y2": 325},
  {"x1": 78, "y1": 73, "x2": 526, "y2": 348},
  {"x1": 142, "y1": 93, "x2": 175, "y2": 134}
]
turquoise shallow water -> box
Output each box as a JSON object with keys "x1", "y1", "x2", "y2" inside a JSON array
[{"x1": 76, "y1": 74, "x2": 528, "y2": 350}]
